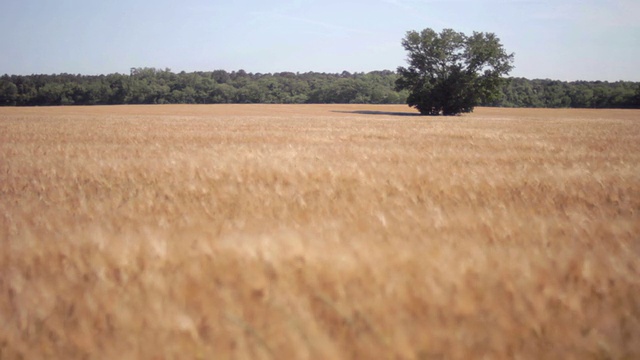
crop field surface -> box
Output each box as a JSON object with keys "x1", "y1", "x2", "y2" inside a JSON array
[{"x1": 1, "y1": 104, "x2": 639, "y2": 359}]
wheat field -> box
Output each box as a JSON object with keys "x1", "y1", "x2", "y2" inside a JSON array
[{"x1": 1, "y1": 104, "x2": 639, "y2": 359}]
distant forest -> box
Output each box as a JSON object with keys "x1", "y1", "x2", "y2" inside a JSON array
[{"x1": 1, "y1": 67, "x2": 639, "y2": 108}]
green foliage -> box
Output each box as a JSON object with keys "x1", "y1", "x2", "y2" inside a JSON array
[
  {"x1": 0, "y1": 69, "x2": 408, "y2": 106},
  {"x1": 490, "y1": 78, "x2": 640, "y2": 109},
  {"x1": 0, "y1": 68, "x2": 638, "y2": 109},
  {"x1": 396, "y1": 28, "x2": 515, "y2": 115},
  {"x1": 0, "y1": 77, "x2": 18, "y2": 105}
]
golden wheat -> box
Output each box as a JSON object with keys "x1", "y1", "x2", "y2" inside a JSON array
[{"x1": 1, "y1": 104, "x2": 639, "y2": 359}]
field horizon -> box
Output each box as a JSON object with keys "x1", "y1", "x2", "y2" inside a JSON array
[{"x1": 1, "y1": 104, "x2": 639, "y2": 359}]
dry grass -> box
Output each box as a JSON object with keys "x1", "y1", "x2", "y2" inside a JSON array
[{"x1": 1, "y1": 104, "x2": 639, "y2": 359}]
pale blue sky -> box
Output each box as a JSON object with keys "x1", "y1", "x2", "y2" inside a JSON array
[{"x1": 1, "y1": 0, "x2": 639, "y2": 81}]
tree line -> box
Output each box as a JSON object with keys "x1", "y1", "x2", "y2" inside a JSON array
[
  {"x1": 1, "y1": 67, "x2": 639, "y2": 108},
  {"x1": 0, "y1": 68, "x2": 408, "y2": 106},
  {"x1": 492, "y1": 77, "x2": 640, "y2": 109}
]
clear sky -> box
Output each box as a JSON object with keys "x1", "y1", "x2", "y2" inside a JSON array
[{"x1": 1, "y1": 0, "x2": 639, "y2": 81}]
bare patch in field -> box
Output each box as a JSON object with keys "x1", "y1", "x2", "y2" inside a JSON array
[{"x1": 1, "y1": 105, "x2": 639, "y2": 359}]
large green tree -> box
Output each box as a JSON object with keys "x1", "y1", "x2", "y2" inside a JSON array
[{"x1": 396, "y1": 28, "x2": 514, "y2": 115}]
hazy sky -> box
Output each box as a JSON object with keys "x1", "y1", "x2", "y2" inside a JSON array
[{"x1": 1, "y1": 0, "x2": 639, "y2": 81}]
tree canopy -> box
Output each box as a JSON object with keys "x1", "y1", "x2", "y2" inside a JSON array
[
  {"x1": 0, "y1": 69, "x2": 639, "y2": 109},
  {"x1": 396, "y1": 28, "x2": 514, "y2": 115},
  {"x1": 0, "y1": 70, "x2": 408, "y2": 106}
]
